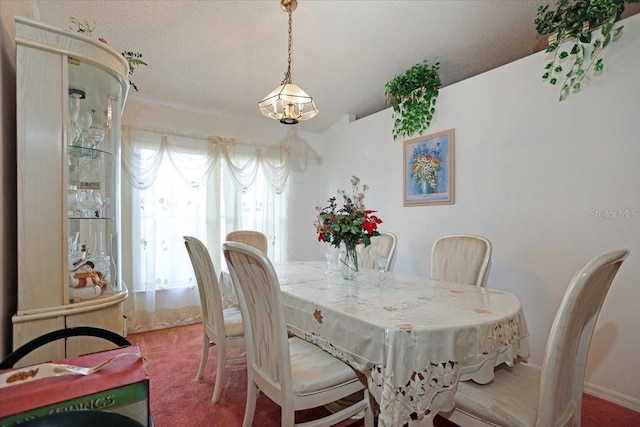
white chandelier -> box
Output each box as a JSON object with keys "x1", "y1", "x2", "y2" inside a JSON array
[{"x1": 258, "y1": 0, "x2": 318, "y2": 125}]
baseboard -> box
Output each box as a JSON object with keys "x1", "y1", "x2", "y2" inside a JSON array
[{"x1": 584, "y1": 382, "x2": 640, "y2": 412}]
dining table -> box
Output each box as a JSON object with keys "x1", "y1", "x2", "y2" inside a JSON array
[{"x1": 269, "y1": 261, "x2": 531, "y2": 427}]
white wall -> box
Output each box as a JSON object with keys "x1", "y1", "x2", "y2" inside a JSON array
[{"x1": 301, "y1": 14, "x2": 640, "y2": 409}]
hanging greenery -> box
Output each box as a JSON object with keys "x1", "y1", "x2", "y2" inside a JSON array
[
  {"x1": 385, "y1": 60, "x2": 441, "y2": 140},
  {"x1": 535, "y1": 0, "x2": 639, "y2": 101}
]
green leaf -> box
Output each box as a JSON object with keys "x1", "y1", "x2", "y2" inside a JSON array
[
  {"x1": 126, "y1": 58, "x2": 148, "y2": 67},
  {"x1": 613, "y1": 25, "x2": 624, "y2": 41},
  {"x1": 550, "y1": 77, "x2": 557, "y2": 85},
  {"x1": 559, "y1": 51, "x2": 569, "y2": 59},
  {"x1": 579, "y1": 33, "x2": 591, "y2": 44},
  {"x1": 594, "y1": 59, "x2": 604, "y2": 72}
]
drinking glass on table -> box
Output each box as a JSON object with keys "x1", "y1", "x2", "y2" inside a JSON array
[
  {"x1": 377, "y1": 258, "x2": 387, "y2": 285},
  {"x1": 324, "y1": 250, "x2": 333, "y2": 275}
]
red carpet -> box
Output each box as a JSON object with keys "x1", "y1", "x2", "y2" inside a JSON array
[
  {"x1": 129, "y1": 323, "x2": 640, "y2": 427},
  {"x1": 129, "y1": 323, "x2": 362, "y2": 426}
]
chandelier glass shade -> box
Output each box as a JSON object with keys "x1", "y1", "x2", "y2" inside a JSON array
[
  {"x1": 258, "y1": 83, "x2": 318, "y2": 125},
  {"x1": 258, "y1": 0, "x2": 318, "y2": 125}
]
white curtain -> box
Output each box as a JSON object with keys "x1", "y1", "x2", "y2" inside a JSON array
[{"x1": 121, "y1": 127, "x2": 290, "y2": 332}]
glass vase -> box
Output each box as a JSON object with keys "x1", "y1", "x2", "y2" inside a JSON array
[{"x1": 340, "y1": 247, "x2": 359, "y2": 280}]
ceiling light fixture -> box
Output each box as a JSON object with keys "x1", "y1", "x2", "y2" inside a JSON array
[{"x1": 258, "y1": 0, "x2": 318, "y2": 125}]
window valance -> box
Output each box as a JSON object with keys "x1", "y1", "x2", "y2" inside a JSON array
[{"x1": 122, "y1": 126, "x2": 290, "y2": 192}]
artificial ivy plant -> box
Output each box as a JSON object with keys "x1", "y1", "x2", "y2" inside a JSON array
[
  {"x1": 535, "y1": 0, "x2": 639, "y2": 101},
  {"x1": 385, "y1": 60, "x2": 441, "y2": 140}
]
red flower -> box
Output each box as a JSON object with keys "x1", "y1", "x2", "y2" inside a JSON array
[{"x1": 362, "y1": 210, "x2": 383, "y2": 234}]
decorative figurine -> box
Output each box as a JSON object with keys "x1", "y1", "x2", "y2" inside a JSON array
[{"x1": 69, "y1": 259, "x2": 108, "y2": 301}]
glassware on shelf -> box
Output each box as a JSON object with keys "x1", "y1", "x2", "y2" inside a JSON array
[
  {"x1": 68, "y1": 89, "x2": 83, "y2": 123},
  {"x1": 90, "y1": 231, "x2": 112, "y2": 284},
  {"x1": 77, "y1": 189, "x2": 90, "y2": 218},
  {"x1": 101, "y1": 197, "x2": 111, "y2": 218},
  {"x1": 68, "y1": 232, "x2": 81, "y2": 259},
  {"x1": 78, "y1": 155, "x2": 104, "y2": 185},
  {"x1": 68, "y1": 89, "x2": 85, "y2": 146},
  {"x1": 76, "y1": 110, "x2": 93, "y2": 129},
  {"x1": 73, "y1": 110, "x2": 93, "y2": 147},
  {"x1": 93, "y1": 191, "x2": 104, "y2": 217},
  {"x1": 77, "y1": 189, "x2": 104, "y2": 218},
  {"x1": 83, "y1": 110, "x2": 105, "y2": 149},
  {"x1": 83, "y1": 126, "x2": 105, "y2": 149},
  {"x1": 67, "y1": 185, "x2": 81, "y2": 218}
]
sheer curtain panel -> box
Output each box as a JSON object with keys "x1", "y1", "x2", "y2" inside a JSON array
[{"x1": 121, "y1": 127, "x2": 289, "y2": 332}]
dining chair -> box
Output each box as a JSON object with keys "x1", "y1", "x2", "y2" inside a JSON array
[
  {"x1": 222, "y1": 241, "x2": 374, "y2": 427},
  {"x1": 223, "y1": 230, "x2": 269, "y2": 305},
  {"x1": 431, "y1": 234, "x2": 492, "y2": 286},
  {"x1": 225, "y1": 230, "x2": 268, "y2": 255},
  {"x1": 440, "y1": 249, "x2": 629, "y2": 427},
  {"x1": 359, "y1": 231, "x2": 397, "y2": 272},
  {"x1": 183, "y1": 236, "x2": 245, "y2": 403}
]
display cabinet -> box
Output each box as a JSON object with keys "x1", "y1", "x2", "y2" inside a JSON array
[{"x1": 12, "y1": 16, "x2": 129, "y2": 366}]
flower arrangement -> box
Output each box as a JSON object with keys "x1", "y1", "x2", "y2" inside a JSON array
[
  {"x1": 314, "y1": 176, "x2": 383, "y2": 251},
  {"x1": 69, "y1": 17, "x2": 148, "y2": 92},
  {"x1": 410, "y1": 142, "x2": 441, "y2": 192}
]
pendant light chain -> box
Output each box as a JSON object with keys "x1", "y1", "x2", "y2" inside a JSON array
[{"x1": 282, "y1": 9, "x2": 293, "y2": 85}]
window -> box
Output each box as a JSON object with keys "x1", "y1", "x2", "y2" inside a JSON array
[{"x1": 121, "y1": 127, "x2": 289, "y2": 332}]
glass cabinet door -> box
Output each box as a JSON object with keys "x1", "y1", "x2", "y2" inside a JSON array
[{"x1": 66, "y1": 60, "x2": 124, "y2": 301}]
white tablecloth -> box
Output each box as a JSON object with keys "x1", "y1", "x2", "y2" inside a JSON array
[{"x1": 273, "y1": 262, "x2": 530, "y2": 427}]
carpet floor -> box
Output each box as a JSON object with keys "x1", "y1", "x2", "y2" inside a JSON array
[
  {"x1": 129, "y1": 323, "x2": 640, "y2": 427},
  {"x1": 129, "y1": 323, "x2": 362, "y2": 426}
]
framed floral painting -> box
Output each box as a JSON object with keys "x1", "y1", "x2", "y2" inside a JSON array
[{"x1": 403, "y1": 128, "x2": 454, "y2": 206}]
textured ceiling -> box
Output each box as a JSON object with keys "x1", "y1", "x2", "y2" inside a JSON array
[{"x1": 35, "y1": 0, "x2": 640, "y2": 134}]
